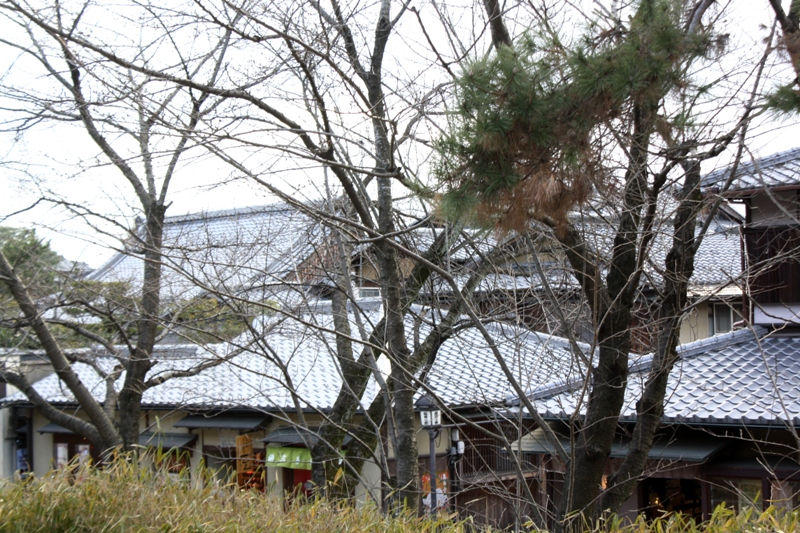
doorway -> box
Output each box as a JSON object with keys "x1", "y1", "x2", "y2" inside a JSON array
[{"x1": 641, "y1": 478, "x2": 702, "y2": 520}]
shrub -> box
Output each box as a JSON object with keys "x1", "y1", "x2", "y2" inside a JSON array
[
  {"x1": 0, "y1": 461, "x2": 463, "y2": 533},
  {"x1": 2, "y1": 462, "x2": 799, "y2": 532}
]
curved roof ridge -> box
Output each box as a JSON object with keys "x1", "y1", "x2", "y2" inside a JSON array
[
  {"x1": 702, "y1": 147, "x2": 800, "y2": 191},
  {"x1": 675, "y1": 325, "x2": 767, "y2": 359},
  {"x1": 162, "y1": 203, "x2": 295, "y2": 225}
]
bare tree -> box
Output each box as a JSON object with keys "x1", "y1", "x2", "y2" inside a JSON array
[
  {"x1": 766, "y1": 0, "x2": 800, "y2": 113},
  {"x1": 0, "y1": 0, "x2": 237, "y2": 451},
  {"x1": 124, "y1": 0, "x2": 510, "y2": 511},
  {"x1": 0, "y1": 0, "x2": 483, "y2": 509},
  {"x1": 1, "y1": 1, "x2": 786, "y2": 528}
]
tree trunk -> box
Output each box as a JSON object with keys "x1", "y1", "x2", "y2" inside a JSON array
[
  {"x1": 0, "y1": 251, "x2": 123, "y2": 450},
  {"x1": 376, "y1": 172, "x2": 419, "y2": 511},
  {"x1": 310, "y1": 228, "x2": 456, "y2": 493},
  {"x1": 117, "y1": 202, "x2": 166, "y2": 449},
  {"x1": 311, "y1": 246, "x2": 356, "y2": 496},
  {"x1": 770, "y1": 0, "x2": 800, "y2": 81},
  {"x1": 599, "y1": 160, "x2": 703, "y2": 512},
  {"x1": 559, "y1": 99, "x2": 654, "y2": 526}
]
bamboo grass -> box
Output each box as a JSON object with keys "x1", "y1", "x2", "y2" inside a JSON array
[{"x1": 1, "y1": 460, "x2": 799, "y2": 532}]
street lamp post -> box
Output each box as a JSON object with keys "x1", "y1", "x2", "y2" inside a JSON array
[{"x1": 416, "y1": 393, "x2": 442, "y2": 516}]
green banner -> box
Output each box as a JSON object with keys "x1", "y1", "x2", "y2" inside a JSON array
[{"x1": 265, "y1": 446, "x2": 312, "y2": 470}]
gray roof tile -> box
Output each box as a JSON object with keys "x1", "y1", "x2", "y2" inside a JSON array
[
  {"x1": 702, "y1": 147, "x2": 800, "y2": 192},
  {"x1": 525, "y1": 327, "x2": 800, "y2": 426},
  {"x1": 90, "y1": 205, "x2": 323, "y2": 302},
  {"x1": 4, "y1": 306, "x2": 586, "y2": 413}
]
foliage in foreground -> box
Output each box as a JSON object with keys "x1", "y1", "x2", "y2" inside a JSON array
[
  {"x1": 2, "y1": 462, "x2": 800, "y2": 532},
  {"x1": 599, "y1": 505, "x2": 800, "y2": 533},
  {"x1": 0, "y1": 461, "x2": 460, "y2": 533}
]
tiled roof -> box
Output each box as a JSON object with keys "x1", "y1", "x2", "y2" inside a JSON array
[
  {"x1": 575, "y1": 211, "x2": 742, "y2": 289},
  {"x1": 378, "y1": 227, "x2": 502, "y2": 263},
  {"x1": 3, "y1": 305, "x2": 584, "y2": 412},
  {"x1": 427, "y1": 322, "x2": 586, "y2": 408},
  {"x1": 90, "y1": 200, "x2": 739, "y2": 313},
  {"x1": 426, "y1": 223, "x2": 741, "y2": 297},
  {"x1": 702, "y1": 147, "x2": 800, "y2": 192},
  {"x1": 687, "y1": 229, "x2": 742, "y2": 288},
  {"x1": 518, "y1": 326, "x2": 800, "y2": 426},
  {"x1": 14, "y1": 308, "x2": 787, "y2": 425},
  {"x1": 2, "y1": 339, "x2": 374, "y2": 413},
  {"x1": 90, "y1": 205, "x2": 325, "y2": 302}
]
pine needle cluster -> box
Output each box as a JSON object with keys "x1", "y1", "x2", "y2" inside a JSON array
[
  {"x1": 766, "y1": 84, "x2": 800, "y2": 115},
  {"x1": 435, "y1": 0, "x2": 715, "y2": 232}
]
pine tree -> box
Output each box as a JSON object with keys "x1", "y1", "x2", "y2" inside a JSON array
[
  {"x1": 0, "y1": 227, "x2": 62, "y2": 348},
  {"x1": 436, "y1": 1, "x2": 752, "y2": 527}
]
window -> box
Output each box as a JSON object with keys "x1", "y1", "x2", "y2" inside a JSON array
[
  {"x1": 52, "y1": 434, "x2": 98, "y2": 469},
  {"x1": 55, "y1": 443, "x2": 69, "y2": 469},
  {"x1": 76, "y1": 444, "x2": 91, "y2": 465},
  {"x1": 715, "y1": 304, "x2": 733, "y2": 333},
  {"x1": 359, "y1": 288, "x2": 381, "y2": 299},
  {"x1": 710, "y1": 303, "x2": 734, "y2": 335},
  {"x1": 709, "y1": 477, "x2": 762, "y2": 512},
  {"x1": 642, "y1": 478, "x2": 702, "y2": 521},
  {"x1": 155, "y1": 449, "x2": 191, "y2": 482},
  {"x1": 13, "y1": 416, "x2": 30, "y2": 473}
]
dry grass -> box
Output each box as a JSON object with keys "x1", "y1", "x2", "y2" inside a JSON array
[
  {"x1": 2, "y1": 462, "x2": 800, "y2": 532},
  {"x1": 599, "y1": 506, "x2": 800, "y2": 533},
  {"x1": 0, "y1": 461, "x2": 461, "y2": 533}
]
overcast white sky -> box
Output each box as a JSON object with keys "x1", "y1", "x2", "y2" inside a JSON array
[{"x1": 1, "y1": 0, "x2": 798, "y2": 268}]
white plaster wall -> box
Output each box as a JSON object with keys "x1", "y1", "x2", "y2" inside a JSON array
[
  {"x1": 0, "y1": 383, "x2": 21, "y2": 479},
  {"x1": 679, "y1": 302, "x2": 710, "y2": 344},
  {"x1": 420, "y1": 425, "x2": 454, "y2": 456},
  {"x1": 749, "y1": 191, "x2": 799, "y2": 225},
  {"x1": 754, "y1": 304, "x2": 800, "y2": 325},
  {"x1": 140, "y1": 409, "x2": 187, "y2": 434},
  {"x1": 189, "y1": 431, "x2": 203, "y2": 489},
  {"x1": 265, "y1": 465, "x2": 284, "y2": 495},
  {"x1": 32, "y1": 410, "x2": 54, "y2": 477},
  {"x1": 354, "y1": 456, "x2": 383, "y2": 508},
  {"x1": 387, "y1": 420, "x2": 453, "y2": 459}
]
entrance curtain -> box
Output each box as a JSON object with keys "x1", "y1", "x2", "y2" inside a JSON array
[{"x1": 265, "y1": 446, "x2": 312, "y2": 470}]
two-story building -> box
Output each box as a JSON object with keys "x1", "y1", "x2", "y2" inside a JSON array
[{"x1": 496, "y1": 148, "x2": 800, "y2": 528}]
